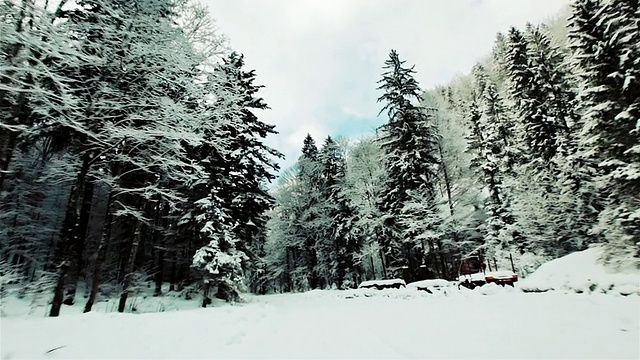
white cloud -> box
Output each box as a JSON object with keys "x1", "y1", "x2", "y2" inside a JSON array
[
  {"x1": 203, "y1": 0, "x2": 570, "y2": 174},
  {"x1": 286, "y1": 122, "x2": 330, "y2": 150}
]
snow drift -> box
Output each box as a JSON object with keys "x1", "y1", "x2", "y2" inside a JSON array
[{"x1": 519, "y1": 246, "x2": 639, "y2": 295}]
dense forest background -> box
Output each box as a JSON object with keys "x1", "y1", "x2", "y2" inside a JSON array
[
  {"x1": 1, "y1": 0, "x2": 638, "y2": 315},
  {"x1": 262, "y1": 1, "x2": 639, "y2": 292}
]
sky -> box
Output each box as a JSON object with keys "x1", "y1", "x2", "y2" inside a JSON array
[{"x1": 203, "y1": 0, "x2": 570, "y2": 174}]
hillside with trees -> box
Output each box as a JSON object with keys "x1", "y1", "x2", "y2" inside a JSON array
[{"x1": 262, "y1": 0, "x2": 639, "y2": 292}]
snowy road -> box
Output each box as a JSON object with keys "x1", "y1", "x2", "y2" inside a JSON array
[{"x1": 2, "y1": 290, "x2": 638, "y2": 359}]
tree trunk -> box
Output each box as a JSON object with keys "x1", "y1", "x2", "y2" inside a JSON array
[
  {"x1": 201, "y1": 281, "x2": 211, "y2": 308},
  {"x1": 84, "y1": 192, "x2": 114, "y2": 313},
  {"x1": 169, "y1": 253, "x2": 177, "y2": 292},
  {"x1": 369, "y1": 254, "x2": 375, "y2": 280},
  {"x1": 0, "y1": 131, "x2": 17, "y2": 191},
  {"x1": 438, "y1": 142, "x2": 456, "y2": 218},
  {"x1": 437, "y1": 240, "x2": 448, "y2": 280},
  {"x1": 285, "y1": 247, "x2": 292, "y2": 292},
  {"x1": 154, "y1": 248, "x2": 164, "y2": 296},
  {"x1": 49, "y1": 156, "x2": 91, "y2": 317},
  {"x1": 0, "y1": 0, "x2": 36, "y2": 191},
  {"x1": 64, "y1": 178, "x2": 95, "y2": 305},
  {"x1": 379, "y1": 248, "x2": 388, "y2": 279},
  {"x1": 216, "y1": 282, "x2": 239, "y2": 302},
  {"x1": 153, "y1": 202, "x2": 167, "y2": 296},
  {"x1": 118, "y1": 219, "x2": 144, "y2": 313},
  {"x1": 49, "y1": 261, "x2": 69, "y2": 317}
]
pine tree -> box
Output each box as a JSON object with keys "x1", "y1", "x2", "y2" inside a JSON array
[
  {"x1": 471, "y1": 65, "x2": 522, "y2": 255},
  {"x1": 525, "y1": 24, "x2": 577, "y2": 142},
  {"x1": 56, "y1": 0, "x2": 232, "y2": 314},
  {"x1": 297, "y1": 134, "x2": 323, "y2": 288},
  {"x1": 207, "y1": 52, "x2": 282, "y2": 294},
  {"x1": 570, "y1": 0, "x2": 640, "y2": 265},
  {"x1": 0, "y1": 0, "x2": 287, "y2": 307},
  {"x1": 192, "y1": 192, "x2": 248, "y2": 305},
  {"x1": 506, "y1": 26, "x2": 559, "y2": 163},
  {"x1": 318, "y1": 136, "x2": 361, "y2": 288},
  {"x1": 376, "y1": 50, "x2": 441, "y2": 280},
  {"x1": 492, "y1": 32, "x2": 510, "y2": 89}
]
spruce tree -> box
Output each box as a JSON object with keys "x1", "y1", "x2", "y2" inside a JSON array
[
  {"x1": 376, "y1": 50, "x2": 441, "y2": 280},
  {"x1": 570, "y1": 0, "x2": 640, "y2": 264},
  {"x1": 471, "y1": 65, "x2": 523, "y2": 255},
  {"x1": 297, "y1": 134, "x2": 323, "y2": 288},
  {"x1": 211, "y1": 52, "x2": 282, "y2": 293},
  {"x1": 506, "y1": 26, "x2": 559, "y2": 164},
  {"x1": 318, "y1": 136, "x2": 361, "y2": 287}
]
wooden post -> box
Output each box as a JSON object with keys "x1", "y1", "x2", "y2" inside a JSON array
[{"x1": 509, "y1": 253, "x2": 515, "y2": 273}]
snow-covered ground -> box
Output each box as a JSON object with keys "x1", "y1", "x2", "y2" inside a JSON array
[
  {"x1": 519, "y1": 246, "x2": 639, "y2": 295},
  {"x1": 2, "y1": 247, "x2": 638, "y2": 359},
  {"x1": 1, "y1": 289, "x2": 638, "y2": 359}
]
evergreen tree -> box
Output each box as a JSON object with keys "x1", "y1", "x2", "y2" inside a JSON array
[
  {"x1": 471, "y1": 65, "x2": 522, "y2": 255},
  {"x1": 297, "y1": 134, "x2": 323, "y2": 288},
  {"x1": 506, "y1": 26, "x2": 559, "y2": 163},
  {"x1": 492, "y1": 32, "x2": 510, "y2": 91},
  {"x1": 376, "y1": 50, "x2": 441, "y2": 280},
  {"x1": 192, "y1": 192, "x2": 248, "y2": 305},
  {"x1": 203, "y1": 52, "x2": 282, "y2": 295},
  {"x1": 318, "y1": 136, "x2": 361, "y2": 288},
  {"x1": 570, "y1": 0, "x2": 640, "y2": 265}
]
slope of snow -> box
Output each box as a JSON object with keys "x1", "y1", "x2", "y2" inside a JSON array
[
  {"x1": 1, "y1": 291, "x2": 638, "y2": 359},
  {"x1": 519, "y1": 246, "x2": 640, "y2": 295}
]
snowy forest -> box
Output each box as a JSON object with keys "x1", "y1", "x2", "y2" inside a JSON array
[
  {"x1": 0, "y1": 0, "x2": 283, "y2": 314},
  {"x1": 1, "y1": 0, "x2": 639, "y2": 318},
  {"x1": 262, "y1": 1, "x2": 639, "y2": 291}
]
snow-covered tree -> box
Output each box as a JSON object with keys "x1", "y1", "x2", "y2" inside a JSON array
[
  {"x1": 342, "y1": 137, "x2": 388, "y2": 280},
  {"x1": 422, "y1": 90, "x2": 486, "y2": 277},
  {"x1": 506, "y1": 26, "x2": 559, "y2": 163},
  {"x1": 192, "y1": 193, "x2": 248, "y2": 305},
  {"x1": 569, "y1": 0, "x2": 640, "y2": 266},
  {"x1": 471, "y1": 65, "x2": 522, "y2": 255},
  {"x1": 376, "y1": 50, "x2": 442, "y2": 280},
  {"x1": 317, "y1": 136, "x2": 361, "y2": 288},
  {"x1": 0, "y1": 0, "x2": 82, "y2": 191}
]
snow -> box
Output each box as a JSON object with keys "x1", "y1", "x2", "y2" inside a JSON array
[
  {"x1": 0, "y1": 284, "x2": 212, "y2": 318},
  {"x1": 406, "y1": 279, "x2": 452, "y2": 289},
  {"x1": 358, "y1": 278, "x2": 406, "y2": 288},
  {"x1": 1, "y1": 290, "x2": 638, "y2": 359},
  {"x1": 2, "y1": 251, "x2": 639, "y2": 359},
  {"x1": 519, "y1": 246, "x2": 640, "y2": 295},
  {"x1": 486, "y1": 270, "x2": 517, "y2": 279},
  {"x1": 458, "y1": 272, "x2": 487, "y2": 282}
]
